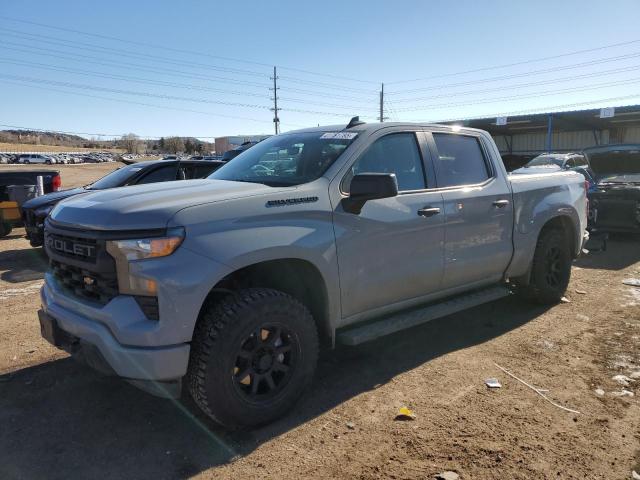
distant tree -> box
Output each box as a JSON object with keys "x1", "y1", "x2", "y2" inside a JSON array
[
  {"x1": 159, "y1": 137, "x2": 165, "y2": 151},
  {"x1": 184, "y1": 138, "x2": 196, "y2": 154},
  {"x1": 120, "y1": 133, "x2": 142, "y2": 154},
  {"x1": 165, "y1": 137, "x2": 185, "y2": 154}
]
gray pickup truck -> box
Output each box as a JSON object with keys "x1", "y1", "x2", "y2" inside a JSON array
[{"x1": 39, "y1": 120, "x2": 588, "y2": 428}]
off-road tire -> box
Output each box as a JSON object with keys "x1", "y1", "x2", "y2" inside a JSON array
[
  {"x1": 520, "y1": 228, "x2": 572, "y2": 304},
  {"x1": 187, "y1": 288, "x2": 319, "y2": 428}
]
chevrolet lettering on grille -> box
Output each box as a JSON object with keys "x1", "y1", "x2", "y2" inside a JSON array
[{"x1": 46, "y1": 236, "x2": 96, "y2": 258}]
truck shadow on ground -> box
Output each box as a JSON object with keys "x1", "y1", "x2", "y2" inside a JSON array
[
  {"x1": 0, "y1": 295, "x2": 548, "y2": 480},
  {"x1": 575, "y1": 236, "x2": 640, "y2": 271},
  {"x1": 0, "y1": 248, "x2": 47, "y2": 283}
]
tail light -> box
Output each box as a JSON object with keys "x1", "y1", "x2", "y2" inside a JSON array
[{"x1": 52, "y1": 174, "x2": 62, "y2": 192}]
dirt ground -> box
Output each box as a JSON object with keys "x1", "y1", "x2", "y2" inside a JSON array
[{"x1": 0, "y1": 164, "x2": 639, "y2": 479}]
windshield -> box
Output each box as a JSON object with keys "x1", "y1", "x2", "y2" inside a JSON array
[
  {"x1": 525, "y1": 155, "x2": 564, "y2": 168},
  {"x1": 88, "y1": 164, "x2": 144, "y2": 189},
  {"x1": 210, "y1": 132, "x2": 357, "y2": 186}
]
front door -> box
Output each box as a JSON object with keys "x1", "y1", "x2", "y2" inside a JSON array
[{"x1": 334, "y1": 131, "x2": 445, "y2": 321}]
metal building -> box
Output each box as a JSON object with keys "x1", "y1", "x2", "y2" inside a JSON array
[
  {"x1": 214, "y1": 135, "x2": 269, "y2": 155},
  {"x1": 443, "y1": 104, "x2": 640, "y2": 168}
]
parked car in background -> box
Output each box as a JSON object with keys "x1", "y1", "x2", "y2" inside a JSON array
[
  {"x1": 39, "y1": 121, "x2": 587, "y2": 428},
  {"x1": 515, "y1": 152, "x2": 589, "y2": 173},
  {"x1": 582, "y1": 144, "x2": 640, "y2": 233},
  {"x1": 220, "y1": 141, "x2": 258, "y2": 161},
  {"x1": 22, "y1": 159, "x2": 224, "y2": 247},
  {"x1": 16, "y1": 154, "x2": 57, "y2": 164}
]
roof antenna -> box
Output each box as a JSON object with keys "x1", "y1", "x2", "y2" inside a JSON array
[{"x1": 346, "y1": 116, "x2": 365, "y2": 129}]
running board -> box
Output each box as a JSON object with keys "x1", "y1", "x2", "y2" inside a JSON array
[{"x1": 337, "y1": 286, "x2": 511, "y2": 346}]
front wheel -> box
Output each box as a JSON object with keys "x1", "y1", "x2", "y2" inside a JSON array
[
  {"x1": 187, "y1": 288, "x2": 319, "y2": 428},
  {"x1": 519, "y1": 228, "x2": 572, "y2": 304},
  {"x1": 0, "y1": 222, "x2": 12, "y2": 238}
]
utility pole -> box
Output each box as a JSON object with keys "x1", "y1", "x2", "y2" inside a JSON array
[
  {"x1": 378, "y1": 82, "x2": 388, "y2": 122},
  {"x1": 270, "y1": 66, "x2": 280, "y2": 134}
]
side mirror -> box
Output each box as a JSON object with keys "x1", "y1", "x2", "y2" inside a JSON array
[{"x1": 342, "y1": 173, "x2": 398, "y2": 214}]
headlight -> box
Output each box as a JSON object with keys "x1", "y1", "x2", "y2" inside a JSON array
[
  {"x1": 106, "y1": 227, "x2": 185, "y2": 261},
  {"x1": 34, "y1": 205, "x2": 54, "y2": 218},
  {"x1": 106, "y1": 227, "x2": 185, "y2": 296}
]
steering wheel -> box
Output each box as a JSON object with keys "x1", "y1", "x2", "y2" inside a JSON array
[{"x1": 250, "y1": 164, "x2": 273, "y2": 176}]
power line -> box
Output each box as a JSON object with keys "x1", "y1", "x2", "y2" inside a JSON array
[
  {"x1": 0, "y1": 73, "x2": 273, "y2": 110},
  {"x1": 0, "y1": 16, "x2": 378, "y2": 86},
  {"x1": 1, "y1": 78, "x2": 358, "y2": 121},
  {"x1": 391, "y1": 63, "x2": 640, "y2": 103},
  {"x1": 0, "y1": 29, "x2": 269, "y2": 78},
  {"x1": 0, "y1": 57, "x2": 272, "y2": 97},
  {"x1": 393, "y1": 76, "x2": 640, "y2": 112},
  {"x1": 0, "y1": 40, "x2": 380, "y2": 100},
  {"x1": 0, "y1": 79, "x2": 287, "y2": 125},
  {"x1": 0, "y1": 43, "x2": 271, "y2": 88},
  {"x1": 387, "y1": 51, "x2": 640, "y2": 95},
  {"x1": 387, "y1": 37, "x2": 640, "y2": 85}
]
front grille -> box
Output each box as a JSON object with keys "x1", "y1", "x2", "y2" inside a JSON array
[
  {"x1": 51, "y1": 260, "x2": 118, "y2": 304},
  {"x1": 46, "y1": 233, "x2": 98, "y2": 263},
  {"x1": 596, "y1": 199, "x2": 639, "y2": 228}
]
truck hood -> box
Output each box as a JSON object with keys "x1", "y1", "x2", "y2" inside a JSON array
[
  {"x1": 584, "y1": 146, "x2": 640, "y2": 176},
  {"x1": 49, "y1": 179, "x2": 278, "y2": 230},
  {"x1": 22, "y1": 187, "x2": 86, "y2": 210}
]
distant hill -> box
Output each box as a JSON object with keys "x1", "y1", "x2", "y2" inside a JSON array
[
  {"x1": 0, "y1": 129, "x2": 214, "y2": 154},
  {"x1": 0, "y1": 129, "x2": 113, "y2": 149}
]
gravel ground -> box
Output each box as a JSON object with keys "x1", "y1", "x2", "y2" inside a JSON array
[{"x1": 0, "y1": 164, "x2": 639, "y2": 479}]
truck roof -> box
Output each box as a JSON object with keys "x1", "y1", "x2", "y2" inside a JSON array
[{"x1": 285, "y1": 121, "x2": 485, "y2": 136}]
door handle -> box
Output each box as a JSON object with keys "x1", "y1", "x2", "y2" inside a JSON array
[
  {"x1": 417, "y1": 206, "x2": 441, "y2": 217},
  {"x1": 492, "y1": 199, "x2": 510, "y2": 208}
]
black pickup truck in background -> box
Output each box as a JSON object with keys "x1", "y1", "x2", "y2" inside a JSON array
[
  {"x1": 0, "y1": 170, "x2": 61, "y2": 201},
  {"x1": 0, "y1": 170, "x2": 62, "y2": 237}
]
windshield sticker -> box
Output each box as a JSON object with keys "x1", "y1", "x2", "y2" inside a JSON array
[{"x1": 320, "y1": 132, "x2": 358, "y2": 140}]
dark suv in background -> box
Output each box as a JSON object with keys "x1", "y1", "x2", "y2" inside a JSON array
[{"x1": 22, "y1": 159, "x2": 222, "y2": 247}]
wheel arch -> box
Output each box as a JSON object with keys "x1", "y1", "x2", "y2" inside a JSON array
[
  {"x1": 511, "y1": 213, "x2": 578, "y2": 287},
  {"x1": 197, "y1": 258, "x2": 333, "y2": 343}
]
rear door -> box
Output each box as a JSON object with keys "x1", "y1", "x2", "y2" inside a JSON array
[
  {"x1": 334, "y1": 129, "x2": 445, "y2": 320},
  {"x1": 427, "y1": 132, "x2": 513, "y2": 290}
]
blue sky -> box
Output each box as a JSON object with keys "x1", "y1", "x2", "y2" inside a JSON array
[{"x1": 1, "y1": 0, "x2": 640, "y2": 139}]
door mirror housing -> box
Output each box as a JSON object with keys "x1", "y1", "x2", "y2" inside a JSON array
[{"x1": 342, "y1": 173, "x2": 398, "y2": 214}]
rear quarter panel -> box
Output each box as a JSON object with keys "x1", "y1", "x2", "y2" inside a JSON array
[{"x1": 507, "y1": 171, "x2": 587, "y2": 279}]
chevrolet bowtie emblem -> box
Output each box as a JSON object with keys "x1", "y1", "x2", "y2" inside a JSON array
[{"x1": 83, "y1": 276, "x2": 95, "y2": 286}]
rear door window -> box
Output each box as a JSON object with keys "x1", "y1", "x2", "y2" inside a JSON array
[{"x1": 432, "y1": 133, "x2": 491, "y2": 187}]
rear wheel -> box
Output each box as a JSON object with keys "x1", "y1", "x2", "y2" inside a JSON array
[
  {"x1": 187, "y1": 288, "x2": 319, "y2": 428},
  {"x1": 520, "y1": 228, "x2": 572, "y2": 304}
]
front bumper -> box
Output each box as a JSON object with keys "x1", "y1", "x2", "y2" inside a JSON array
[
  {"x1": 40, "y1": 277, "x2": 190, "y2": 382},
  {"x1": 38, "y1": 242, "x2": 233, "y2": 387}
]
